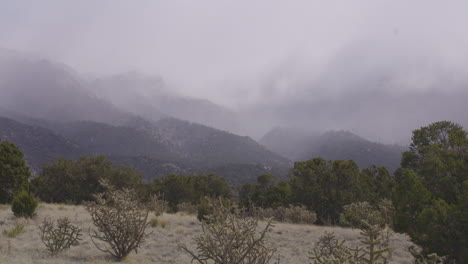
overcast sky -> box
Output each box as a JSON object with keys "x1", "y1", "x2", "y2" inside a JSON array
[
  {"x1": 2, "y1": 0, "x2": 468, "y2": 108},
  {"x1": 1, "y1": 0, "x2": 468, "y2": 145}
]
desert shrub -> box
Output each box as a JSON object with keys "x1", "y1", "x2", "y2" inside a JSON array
[
  {"x1": 147, "y1": 193, "x2": 169, "y2": 216},
  {"x1": 11, "y1": 191, "x2": 38, "y2": 218},
  {"x1": 340, "y1": 200, "x2": 395, "y2": 251},
  {"x1": 180, "y1": 198, "x2": 279, "y2": 264},
  {"x1": 39, "y1": 217, "x2": 81, "y2": 255},
  {"x1": 177, "y1": 202, "x2": 198, "y2": 214},
  {"x1": 254, "y1": 205, "x2": 317, "y2": 224},
  {"x1": 150, "y1": 218, "x2": 159, "y2": 228},
  {"x1": 197, "y1": 196, "x2": 234, "y2": 222},
  {"x1": 309, "y1": 226, "x2": 391, "y2": 264},
  {"x1": 309, "y1": 232, "x2": 358, "y2": 264},
  {"x1": 339, "y1": 200, "x2": 394, "y2": 229},
  {"x1": 86, "y1": 179, "x2": 150, "y2": 260},
  {"x1": 197, "y1": 197, "x2": 210, "y2": 222},
  {"x1": 2, "y1": 221, "x2": 26, "y2": 238}
]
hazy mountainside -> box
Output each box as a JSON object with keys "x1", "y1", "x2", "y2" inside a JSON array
[
  {"x1": 0, "y1": 53, "x2": 131, "y2": 125},
  {"x1": 0, "y1": 113, "x2": 290, "y2": 184},
  {"x1": 150, "y1": 118, "x2": 289, "y2": 168},
  {"x1": 0, "y1": 116, "x2": 81, "y2": 174},
  {"x1": 47, "y1": 121, "x2": 177, "y2": 161},
  {"x1": 89, "y1": 72, "x2": 241, "y2": 133},
  {"x1": 261, "y1": 128, "x2": 406, "y2": 172}
]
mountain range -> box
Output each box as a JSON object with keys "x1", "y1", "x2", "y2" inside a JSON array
[
  {"x1": 260, "y1": 127, "x2": 406, "y2": 173},
  {"x1": 0, "y1": 50, "x2": 409, "y2": 184}
]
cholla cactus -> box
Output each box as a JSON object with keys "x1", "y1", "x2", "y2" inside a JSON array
[
  {"x1": 39, "y1": 217, "x2": 81, "y2": 255},
  {"x1": 180, "y1": 197, "x2": 278, "y2": 264},
  {"x1": 86, "y1": 179, "x2": 150, "y2": 260},
  {"x1": 147, "y1": 192, "x2": 169, "y2": 216},
  {"x1": 310, "y1": 222, "x2": 391, "y2": 264},
  {"x1": 357, "y1": 221, "x2": 391, "y2": 264},
  {"x1": 309, "y1": 232, "x2": 360, "y2": 264}
]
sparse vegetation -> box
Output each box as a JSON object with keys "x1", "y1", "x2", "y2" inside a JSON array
[
  {"x1": 177, "y1": 202, "x2": 198, "y2": 214},
  {"x1": 2, "y1": 221, "x2": 27, "y2": 238},
  {"x1": 180, "y1": 198, "x2": 279, "y2": 264},
  {"x1": 309, "y1": 221, "x2": 392, "y2": 264},
  {"x1": 254, "y1": 205, "x2": 317, "y2": 224},
  {"x1": 309, "y1": 232, "x2": 357, "y2": 264},
  {"x1": 39, "y1": 217, "x2": 82, "y2": 255},
  {"x1": 0, "y1": 121, "x2": 464, "y2": 263},
  {"x1": 85, "y1": 180, "x2": 151, "y2": 260},
  {"x1": 147, "y1": 192, "x2": 169, "y2": 216}
]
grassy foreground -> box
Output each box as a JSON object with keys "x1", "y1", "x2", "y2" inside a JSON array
[{"x1": 0, "y1": 204, "x2": 415, "y2": 264}]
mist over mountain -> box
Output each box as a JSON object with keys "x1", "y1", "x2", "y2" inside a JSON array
[
  {"x1": 261, "y1": 127, "x2": 406, "y2": 172},
  {"x1": 1, "y1": 1, "x2": 467, "y2": 185},
  {"x1": 0, "y1": 52, "x2": 131, "y2": 125},
  {"x1": 238, "y1": 39, "x2": 468, "y2": 143},
  {"x1": 89, "y1": 72, "x2": 241, "y2": 133}
]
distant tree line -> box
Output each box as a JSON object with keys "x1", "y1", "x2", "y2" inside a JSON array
[{"x1": 0, "y1": 120, "x2": 466, "y2": 262}]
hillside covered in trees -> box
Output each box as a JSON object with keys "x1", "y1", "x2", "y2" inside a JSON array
[{"x1": 1, "y1": 120, "x2": 466, "y2": 263}]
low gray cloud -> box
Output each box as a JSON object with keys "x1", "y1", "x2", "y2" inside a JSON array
[{"x1": 1, "y1": 0, "x2": 467, "y2": 143}]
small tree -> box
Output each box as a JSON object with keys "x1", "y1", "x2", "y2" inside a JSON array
[
  {"x1": 39, "y1": 217, "x2": 81, "y2": 255},
  {"x1": 86, "y1": 180, "x2": 150, "y2": 260},
  {"x1": 0, "y1": 140, "x2": 30, "y2": 203},
  {"x1": 180, "y1": 198, "x2": 278, "y2": 264}
]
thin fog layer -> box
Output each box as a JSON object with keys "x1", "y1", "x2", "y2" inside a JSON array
[{"x1": 0, "y1": 0, "x2": 467, "y2": 143}]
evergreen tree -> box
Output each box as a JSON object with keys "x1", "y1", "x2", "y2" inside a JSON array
[{"x1": 0, "y1": 140, "x2": 30, "y2": 203}]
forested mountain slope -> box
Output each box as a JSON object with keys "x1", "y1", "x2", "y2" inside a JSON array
[{"x1": 261, "y1": 128, "x2": 406, "y2": 172}]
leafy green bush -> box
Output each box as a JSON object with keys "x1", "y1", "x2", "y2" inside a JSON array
[{"x1": 11, "y1": 191, "x2": 38, "y2": 218}]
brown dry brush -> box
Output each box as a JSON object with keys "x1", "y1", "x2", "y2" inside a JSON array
[
  {"x1": 147, "y1": 192, "x2": 169, "y2": 216},
  {"x1": 39, "y1": 217, "x2": 82, "y2": 255},
  {"x1": 253, "y1": 205, "x2": 317, "y2": 224},
  {"x1": 180, "y1": 197, "x2": 279, "y2": 264},
  {"x1": 309, "y1": 232, "x2": 361, "y2": 264},
  {"x1": 309, "y1": 221, "x2": 391, "y2": 264},
  {"x1": 85, "y1": 179, "x2": 151, "y2": 260}
]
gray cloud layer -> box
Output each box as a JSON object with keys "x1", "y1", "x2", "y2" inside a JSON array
[{"x1": 1, "y1": 0, "x2": 467, "y2": 143}]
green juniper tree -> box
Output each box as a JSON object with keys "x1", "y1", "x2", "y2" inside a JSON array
[{"x1": 0, "y1": 140, "x2": 30, "y2": 203}]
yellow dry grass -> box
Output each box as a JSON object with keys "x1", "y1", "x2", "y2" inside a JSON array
[{"x1": 0, "y1": 203, "x2": 415, "y2": 264}]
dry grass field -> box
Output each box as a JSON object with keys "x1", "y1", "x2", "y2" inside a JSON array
[{"x1": 0, "y1": 204, "x2": 415, "y2": 264}]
